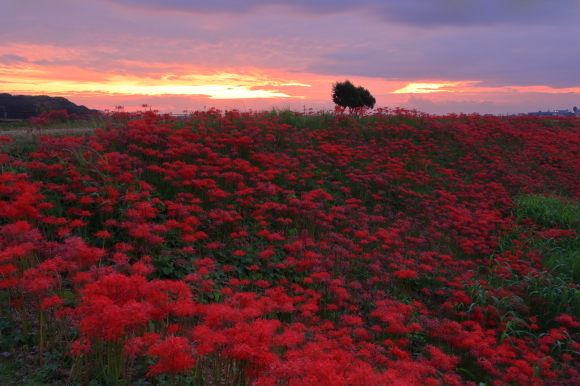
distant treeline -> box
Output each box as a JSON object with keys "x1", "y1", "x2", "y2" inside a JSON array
[{"x1": 0, "y1": 93, "x2": 98, "y2": 119}]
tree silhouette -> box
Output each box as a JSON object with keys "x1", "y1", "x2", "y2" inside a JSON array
[
  {"x1": 332, "y1": 80, "x2": 376, "y2": 114},
  {"x1": 357, "y1": 86, "x2": 376, "y2": 110}
]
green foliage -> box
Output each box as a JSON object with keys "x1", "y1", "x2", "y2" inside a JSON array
[
  {"x1": 481, "y1": 267, "x2": 580, "y2": 332},
  {"x1": 0, "y1": 120, "x2": 33, "y2": 130},
  {"x1": 0, "y1": 317, "x2": 32, "y2": 351},
  {"x1": 464, "y1": 194, "x2": 580, "y2": 338},
  {"x1": 512, "y1": 195, "x2": 580, "y2": 282},
  {"x1": 331, "y1": 80, "x2": 376, "y2": 113},
  {"x1": 526, "y1": 235, "x2": 580, "y2": 284},
  {"x1": 266, "y1": 108, "x2": 333, "y2": 130},
  {"x1": 514, "y1": 195, "x2": 580, "y2": 230},
  {"x1": 356, "y1": 86, "x2": 376, "y2": 109}
]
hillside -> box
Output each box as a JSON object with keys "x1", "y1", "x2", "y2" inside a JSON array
[{"x1": 0, "y1": 93, "x2": 97, "y2": 119}]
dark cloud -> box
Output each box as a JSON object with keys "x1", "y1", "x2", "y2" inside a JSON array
[
  {"x1": 405, "y1": 95, "x2": 499, "y2": 115},
  {"x1": 306, "y1": 24, "x2": 580, "y2": 88},
  {"x1": 404, "y1": 92, "x2": 580, "y2": 116},
  {"x1": 2, "y1": 0, "x2": 579, "y2": 114},
  {"x1": 373, "y1": 0, "x2": 580, "y2": 27},
  {"x1": 96, "y1": 0, "x2": 580, "y2": 27},
  {"x1": 0, "y1": 54, "x2": 29, "y2": 65},
  {"x1": 94, "y1": 0, "x2": 349, "y2": 15}
]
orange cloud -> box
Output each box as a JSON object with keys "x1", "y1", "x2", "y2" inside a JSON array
[
  {"x1": 0, "y1": 45, "x2": 394, "y2": 107},
  {"x1": 2, "y1": 43, "x2": 578, "y2": 114},
  {"x1": 393, "y1": 80, "x2": 580, "y2": 96},
  {"x1": 393, "y1": 82, "x2": 480, "y2": 93},
  {"x1": 0, "y1": 47, "x2": 312, "y2": 100}
]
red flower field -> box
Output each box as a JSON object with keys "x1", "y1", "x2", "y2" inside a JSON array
[{"x1": 1, "y1": 108, "x2": 579, "y2": 385}]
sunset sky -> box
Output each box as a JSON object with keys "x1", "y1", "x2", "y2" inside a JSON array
[{"x1": 2, "y1": 0, "x2": 579, "y2": 115}]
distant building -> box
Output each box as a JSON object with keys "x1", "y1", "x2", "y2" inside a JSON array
[
  {"x1": 553, "y1": 109, "x2": 569, "y2": 116},
  {"x1": 527, "y1": 111, "x2": 554, "y2": 116},
  {"x1": 528, "y1": 109, "x2": 573, "y2": 117}
]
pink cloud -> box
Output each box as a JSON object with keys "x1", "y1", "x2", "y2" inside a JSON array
[{"x1": 1, "y1": 0, "x2": 578, "y2": 114}]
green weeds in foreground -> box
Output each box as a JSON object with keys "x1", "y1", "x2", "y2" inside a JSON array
[
  {"x1": 514, "y1": 195, "x2": 580, "y2": 230},
  {"x1": 464, "y1": 194, "x2": 580, "y2": 341},
  {"x1": 514, "y1": 194, "x2": 580, "y2": 282}
]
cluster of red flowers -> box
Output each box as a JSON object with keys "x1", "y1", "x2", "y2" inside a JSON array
[
  {"x1": 27, "y1": 109, "x2": 72, "y2": 126},
  {"x1": 1, "y1": 109, "x2": 579, "y2": 385}
]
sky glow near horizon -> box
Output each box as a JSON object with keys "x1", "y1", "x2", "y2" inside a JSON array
[{"x1": 1, "y1": 0, "x2": 579, "y2": 115}]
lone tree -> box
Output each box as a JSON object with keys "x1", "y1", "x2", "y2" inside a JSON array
[{"x1": 332, "y1": 80, "x2": 376, "y2": 114}]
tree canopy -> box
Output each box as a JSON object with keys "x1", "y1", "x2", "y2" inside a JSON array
[{"x1": 331, "y1": 80, "x2": 376, "y2": 113}]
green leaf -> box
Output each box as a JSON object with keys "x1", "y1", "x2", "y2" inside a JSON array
[{"x1": 59, "y1": 290, "x2": 76, "y2": 300}]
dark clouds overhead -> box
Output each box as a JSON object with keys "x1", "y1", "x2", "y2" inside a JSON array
[
  {"x1": 3, "y1": 0, "x2": 579, "y2": 85},
  {"x1": 1, "y1": 0, "x2": 578, "y2": 114},
  {"x1": 0, "y1": 54, "x2": 29, "y2": 65},
  {"x1": 309, "y1": 24, "x2": 580, "y2": 88},
  {"x1": 96, "y1": 0, "x2": 580, "y2": 27}
]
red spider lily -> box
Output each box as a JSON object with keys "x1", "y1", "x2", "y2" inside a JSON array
[
  {"x1": 3, "y1": 110, "x2": 580, "y2": 384},
  {"x1": 146, "y1": 336, "x2": 195, "y2": 376},
  {"x1": 41, "y1": 295, "x2": 65, "y2": 310}
]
